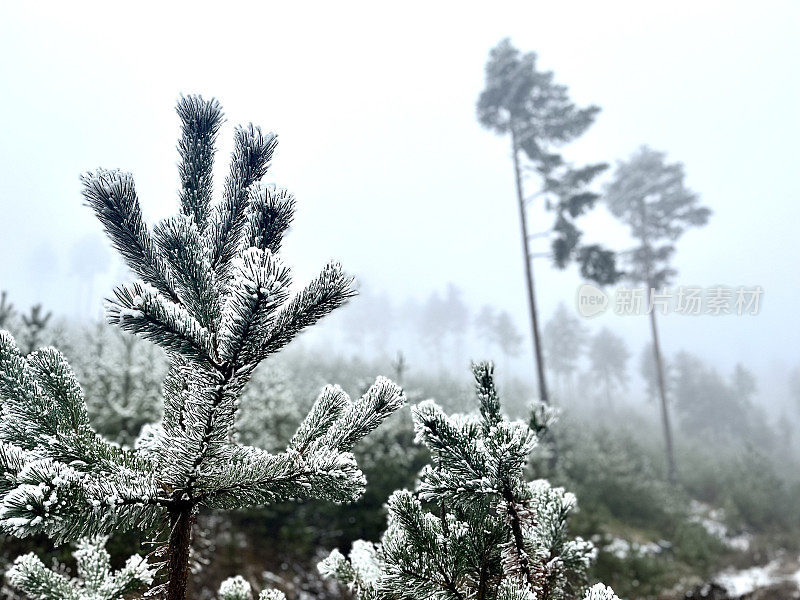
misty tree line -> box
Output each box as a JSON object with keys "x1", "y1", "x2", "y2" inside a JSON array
[
  {"x1": 2, "y1": 287, "x2": 795, "y2": 464},
  {"x1": 326, "y1": 282, "x2": 797, "y2": 461},
  {"x1": 541, "y1": 302, "x2": 789, "y2": 455}
]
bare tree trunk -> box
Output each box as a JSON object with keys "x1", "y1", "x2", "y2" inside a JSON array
[
  {"x1": 165, "y1": 506, "x2": 194, "y2": 600},
  {"x1": 647, "y1": 286, "x2": 677, "y2": 483},
  {"x1": 511, "y1": 128, "x2": 549, "y2": 406}
]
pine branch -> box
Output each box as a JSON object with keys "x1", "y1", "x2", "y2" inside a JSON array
[
  {"x1": 411, "y1": 401, "x2": 486, "y2": 480},
  {"x1": 0, "y1": 334, "x2": 150, "y2": 474},
  {"x1": 0, "y1": 457, "x2": 165, "y2": 542},
  {"x1": 158, "y1": 359, "x2": 233, "y2": 488},
  {"x1": 6, "y1": 553, "x2": 80, "y2": 600},
  {"x1": 106, "y1": 281, "x2": 216, "y2": 363},
  {"x1": 6, "y1": 536, "x2": 155, "y2": 600},
  {"x1": 75, "y1": 535, "x2": 112, "y2": 591},
  {"x1": 153, "y1": 215, "x2": 221, "y2": 329},
  {"x1": 176, "y1": 94, "x2": 224, "y2": 227},
  {"x1": 245, "y1": 185, "x2": 295, "y2": 254},
  {"x1": 208, "y1": 125, "x2": 278, "y2": 278},
  {"x1": 582, "y1": 584, "x2": 621, "y2": 600},
  {"x1": 255, "y1": 262, "x2": 355, "y2": 360},
  {"x1": 197, "y1": 444, "x2": 365, "y2": 509},
  {"x1": 218, "y1": 576, "x2": 253, "y2": 600},
  {"x1": 81, "y1": 169, "x2": 178, "y2": 301},
  {"x1": 319, "y1": 377, "x2": 405, "y2": 452},
  {"x1": 0, "y1": 441, "x2": 33, "y2": 495},
  {"x1": 473, "y1": 362, "x2": 501, "y2": 432},
  {"x1": 218, "y1": 247, "x2": 292, "y2": 366},
  {"x1": 289, "y1": 385, "x2": 350, "y2": 453}
]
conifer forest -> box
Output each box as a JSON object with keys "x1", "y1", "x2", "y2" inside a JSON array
[{"x1": 0, "y1": 4, "x2": 798, "y2": 600}]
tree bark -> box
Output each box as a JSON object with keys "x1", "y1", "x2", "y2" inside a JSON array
[
  {"x1": 647, "y1": 286, "x2": 677, "y2": 483},
  {"x1": 165, "y1": 505, "x2": 194, "y2": 600},
  {"x1": 510, "y1": 128, "x2": 549, "y2": 406}
]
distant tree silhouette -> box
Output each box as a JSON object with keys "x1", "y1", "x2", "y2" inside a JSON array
[
  {"x1": 0, "y1": 291, "x2": 14, "y2": 329},
  {"x1": 543, "y1": 303, "x2": 587, "y2": 399},
  {"x1": 477, "y1": 38, "x2": 619, "y2": 405},
  {"x1": 475, "y1": 305, "x2": 524, "y2": 361},
  {"x1": 588, "y1": 328, "x2": 630, "y2": 406}
]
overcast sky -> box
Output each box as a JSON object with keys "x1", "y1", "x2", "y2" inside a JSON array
[{"x1": 1, "y1": 2, "x2": 799, "y2": 406}]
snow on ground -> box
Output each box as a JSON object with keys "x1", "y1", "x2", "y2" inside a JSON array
[
  {"x1": 715, "y1": 559, "x2": 783, "y2": 597},
  {"x1": 714, "y1": 555, "x2": 800, "y2": 597},
  {"x1": 688, "y1": 500, "x2": 753, "y2": 552},
  {"x1": 603, "y1": 537, "x2": 664, "y2": 559}
]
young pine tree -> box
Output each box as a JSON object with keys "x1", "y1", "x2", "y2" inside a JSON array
[
  {"x1": 73, "y1": 323, "x2": 165, "y2": 446},
  {"x1": 318, "y1": 363, "x2": 619, "y2": 600},
  {"x1": 6, "y1": 536, "x2": 155, "y2": 600},
  {"x1": 0, "y1": 95, "x2": 404, "y2": 600},
  {"x1": 20, "y1": 304, "x2": 52, "y2": 355}
]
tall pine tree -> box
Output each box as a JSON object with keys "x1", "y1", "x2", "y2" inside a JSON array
[
  {"x1": 477, "y1": 39, "x2": 619, "y2": 406},
  {"x1": 605, "y1": 145, "x2": 710, "y2": 482}
]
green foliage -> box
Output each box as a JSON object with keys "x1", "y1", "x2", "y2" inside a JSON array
[
  {"x1": 591, "y1": 547, "x2": 672, "y2": 599},
  {"x1": 671, "y1": 521, "x2": 725, "y2": 576},
  {"x1": 680, "y1": 445, "x2": 799, "y2": 536},
  {"x1": 556, "y1": 419, "x2": 678, "y2": 532},
  {"x1": 0, "y1": 95, "x2": 404, "y2": 598},
  {"x1": 5, "y1": 536, "x2": 154, "y2": 600},
  {"x1": 319, "y1": 363, "x2": 616, "y2": 600}
]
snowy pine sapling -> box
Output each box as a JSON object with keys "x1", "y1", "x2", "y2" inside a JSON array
[
  {"x1": 6, "y1": 536, "x2": 155, "y2": 600},
  {"x1": 319, "y1": 362, "x2": 619, "y2": 600},
  {"x1": 20, "y1": 304, "x2": 52, "y2": 355},
  {"x1": 217, "y1": 575, "x2": 285, "y2": 600},
  {"x1": 74, "y1": 323, "x2": 165, "y2": 446},
  {"x1": 0, "y1": 95, "x2": 404, "y2": 600}
]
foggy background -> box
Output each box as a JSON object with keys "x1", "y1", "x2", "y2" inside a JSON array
[{"x1": 1, "y1": 2, "x2": 798, "y2": 417}]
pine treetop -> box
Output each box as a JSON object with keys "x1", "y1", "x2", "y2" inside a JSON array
[
  {"x1": 0, "y1": 96, "x2": 404, "y2": 594},
  {"x1": 319, "y1": 362, "x2": 617, "y2": 600}
]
